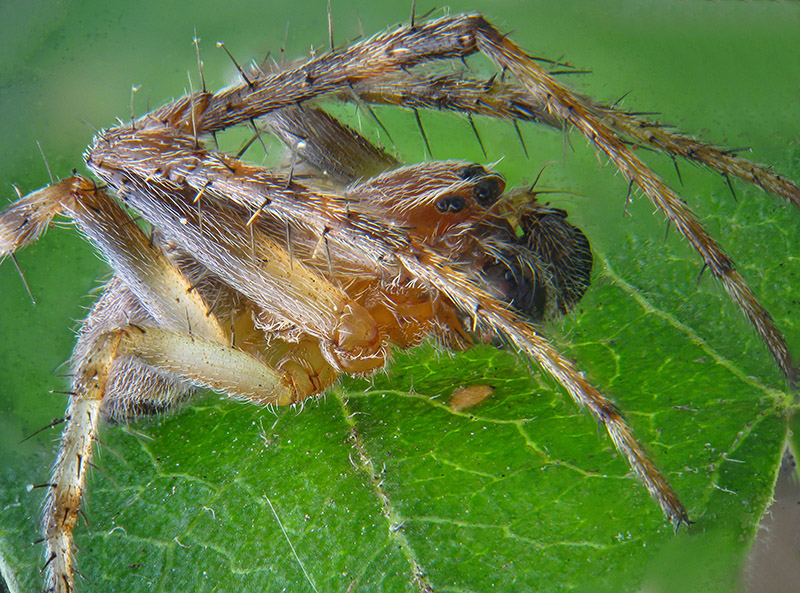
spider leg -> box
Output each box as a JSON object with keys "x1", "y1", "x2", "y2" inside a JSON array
[
  {"x1": 398, "y1": 246, "x2": 689, "y2": 526},
  {"x1": 345, "y1": 72, "x2": 562, "y2": 129},
  {"x1": 44, "y1": 319, "x2": 314, "y2": 593},
  {"x1": 263, "y1": 105, "x2": 399, "y2": 185},
  {"x1": 148, "y1": 11, "x2": 799, "y2": 209},
  {"x1": 152, "y1": 15, "x2": 493, "y2": 135},
  {"x1": 193, "y1": 97, "x2": 688, "y2": 522},
  {"x1": 0, "y1": 176, "x2": 227, "y2": 343},
  {"x1": 343, "y1": 71, "x2": 800, "y2": 207},
  {"x1": 43, "y1": 276, "x2": 199, "y2": 593},
  {"x1": 86, "y1": 125, "x2": 392, "y2": 373},
  {"x1": 74, "y1": 277, "x2": 198, "y2": 420},
  {"x1": 133, "y1": 13, "x2": 797, "y2": 378},
  {"x1": 0, "y1": 177, "x2": 79, "y2": 259},
  {"x1": 6, "y1": 178, "x2": 342, "y2": 593},
  {"x1": 43, "y1": 321, "x2": 120, "y2": 593},
  {"x1": 468, "y1": 19, "x2": 798, "y2": 381},
  {"x1": 595, "y1": 101, "x2": 800, "y2": 207}
]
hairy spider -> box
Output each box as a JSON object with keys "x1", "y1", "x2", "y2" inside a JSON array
[{"x1": 1, "y1": 4, "x2": 799, "y2": 593}]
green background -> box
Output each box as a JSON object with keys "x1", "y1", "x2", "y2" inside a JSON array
[{"x1": 1, "y1": 1, "x2": 799, "y2": 592}]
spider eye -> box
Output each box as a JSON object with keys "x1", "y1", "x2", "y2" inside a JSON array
[
  {"x1": 459, "y1": 164, "x2": 487, "y2": 180},
  {"x1": 473, "y1": 177, "x2": 502, "y2": 206},
  {"x1": 435, "y1": 194, "x2": 466, "y2": 213}
]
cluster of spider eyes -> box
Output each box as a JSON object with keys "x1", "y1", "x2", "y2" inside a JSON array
[{"x1": 434, "y1": 165, "x2": 504, "y2": 213}]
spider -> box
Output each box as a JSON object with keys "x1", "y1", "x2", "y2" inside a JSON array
[{"x1": 1, "y1": 4, "x2": 798, "y2": 593}]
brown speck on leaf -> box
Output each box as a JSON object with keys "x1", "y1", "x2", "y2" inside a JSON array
[{"x1": 449, "y1": 384, "x2": 494, "y2": 411}]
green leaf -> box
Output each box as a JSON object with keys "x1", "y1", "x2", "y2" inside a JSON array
[{"x1": 1, "y1": 2, "x2": 798, "y2": 593}]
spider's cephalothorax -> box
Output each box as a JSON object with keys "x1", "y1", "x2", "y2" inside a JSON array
[{"x1": 1, "y1": 12, "x2": 798, "y2": 593}]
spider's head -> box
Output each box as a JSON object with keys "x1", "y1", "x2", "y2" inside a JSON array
[
  {"x1": 347, "y1": 161, "x2": 506, "y2": 242},
  {"x1": 475, "y1": 191, "x2": 593, "y2": 321}
]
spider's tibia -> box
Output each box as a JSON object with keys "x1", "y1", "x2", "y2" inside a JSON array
[
  {"x1": 63, "y1": 182, "x2": 228, "y2": 344},
  {"x1": 600, "y1": 106, "x2": 800, "y2": 208},
  {"x1": 346, "y1": 74, "x2": 559, "y2": 130},
  {"x1": 44, "y1": 330, "x2": 121, "y2": 593}
]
